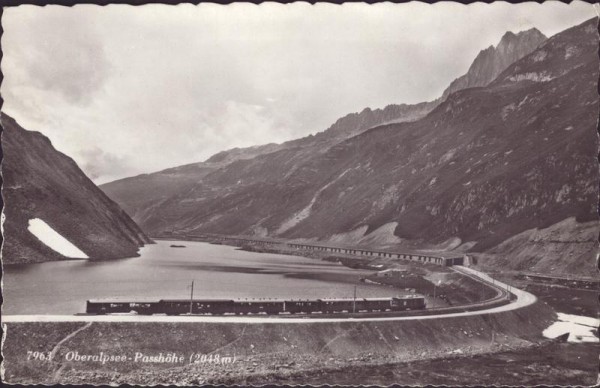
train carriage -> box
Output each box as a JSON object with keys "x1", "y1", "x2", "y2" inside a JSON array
[
  {"x1": 86, "y1": 295, "x2": 426, "y2": 315},
  {"x1": 319, "y1": 298, "x2": 395, "y2": 313},
  {"x1": 283, "y1": 300, "x2": 320, "y2": 314},
  {"x1": 361, "y1": 297, "x2": 395, "y2": 312},
  {"x1": 319, "y1": 298, "x2": 354, "y2": 313},
  {"x1": 391, "y1": 295, "x2": 425, "y2": 310},
  {"x1": 234, "y1": 300, "x2": 285, "y2": 315},
  {"x1": 86, "y1": 299, "x2": 161, "y2": 315},
  {"x1": 160, "y1": 299, "x2": 236, "y2": 315}
]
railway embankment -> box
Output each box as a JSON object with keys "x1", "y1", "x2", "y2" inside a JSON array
[
  {"x1": 234, "y1": 240, "x2": 500, "y2": 307},
  {"x1": 3, "y1": 300, "x2": 554, "y2": 385}
]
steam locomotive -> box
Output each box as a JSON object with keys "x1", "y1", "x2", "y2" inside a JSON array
[{"x1": 86, "y1": 295, "x2": 425, "y2": 315}]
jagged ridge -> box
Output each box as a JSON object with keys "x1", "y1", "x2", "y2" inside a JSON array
[
  {"x1": 101, "y1": 26, "x2": 549, "y2": 231},
  {"x1": 138, "y1": 19, "x2": 596, "y2": 255}
]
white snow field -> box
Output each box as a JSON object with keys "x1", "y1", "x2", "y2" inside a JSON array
[
  {"x1": 27, "y1": 218, "x2": 88, "y2": 259},
  {"x1": 543, "y1": 313, "x2": 599, "y2": 343}
]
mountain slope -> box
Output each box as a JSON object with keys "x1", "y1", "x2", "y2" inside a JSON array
[
  {"x1": 123, "y1": 17, "x2": 598, "y2": 275},
  {"x1": 102, "y1": 27, "x2": 546, "y2": 226},
  {"x1": 1, "y1": 113, "x2": 153, "y2": 264},
  {"x1": 101, "y1": 100, "x2": 437, "y2": 223}
]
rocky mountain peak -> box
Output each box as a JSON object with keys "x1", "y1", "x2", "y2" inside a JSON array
[
  {"x1": 155, "y1": 27, "x2": 546, "y2": 174},
  {"x1": 497, "y1": 27, "x2": 546, "y2": 57},
  {"x1": 501, "y1": 30, "x2": 517, "y2": 39},
  {"x1": 441, "y1": 27, "x2": 547, "y2": 101}
]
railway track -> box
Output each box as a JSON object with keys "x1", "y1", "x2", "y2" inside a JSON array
[{"x1": 4, "y1": 266, "x2": 537, "y2": 323}]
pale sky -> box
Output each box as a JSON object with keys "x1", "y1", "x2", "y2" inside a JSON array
[{"x1": 1, "y1": 2, "x2": 597, "y2": 183}]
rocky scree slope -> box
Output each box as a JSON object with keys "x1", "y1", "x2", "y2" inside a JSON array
[
  {"x1": 101, "y1": 100, "x2": 437, "y2": 224},
  {"x1": 121, "y1": 18, "x2": 598, "y2": 262},
  {"x1": 1, "y1": 113, "x2": 152, "y2": 264},
  {"x1": 101, "y1": 27, "x2": 547, "y2": 231}
]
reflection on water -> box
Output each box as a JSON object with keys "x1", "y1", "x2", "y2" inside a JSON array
[{"x1": 3, "y1": 240, "x2": 400, "y2": 314}]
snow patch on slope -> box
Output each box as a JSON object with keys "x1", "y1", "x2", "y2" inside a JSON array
[
  {"x1": 543, "y1": 313, "x2": 599, "y2": 343},
  {"x1": 28, "y1": 218, "x2": 88, "y2": 259}
]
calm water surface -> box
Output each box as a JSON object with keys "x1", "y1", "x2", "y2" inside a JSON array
[{"x1": 4, "y1": 240, "x2": 400, "y2": 314}]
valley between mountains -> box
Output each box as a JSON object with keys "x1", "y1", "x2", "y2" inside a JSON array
[{"x1": 100, "y1": 18, "x2": 599, "y2": 277}]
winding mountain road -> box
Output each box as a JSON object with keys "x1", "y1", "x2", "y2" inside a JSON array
[{"x1": 3, "y1": 266, "x2": 537, "y2": 324}]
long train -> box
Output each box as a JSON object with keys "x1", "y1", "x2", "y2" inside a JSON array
[{"x1": 86, "y1": 295, "x2": 425, "y2": 315}]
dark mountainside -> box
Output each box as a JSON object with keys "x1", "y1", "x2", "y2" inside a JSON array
[
  {"x1": 100, "y1": 101, "x2": 437, "y2": 223},
  {"x1": 1, "y1": 113, "x2": 153, "y2": 264},
  {"x1": 102, "y1": 27, "x2": 547, "y2": 226},
  {"x1": 100, "y1": 18, "x2": 599, "y2": 277}
]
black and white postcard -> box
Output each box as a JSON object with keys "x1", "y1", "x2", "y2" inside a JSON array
[{"x1": 1, "y1": 1, "x2": 599, "y2": 385}]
